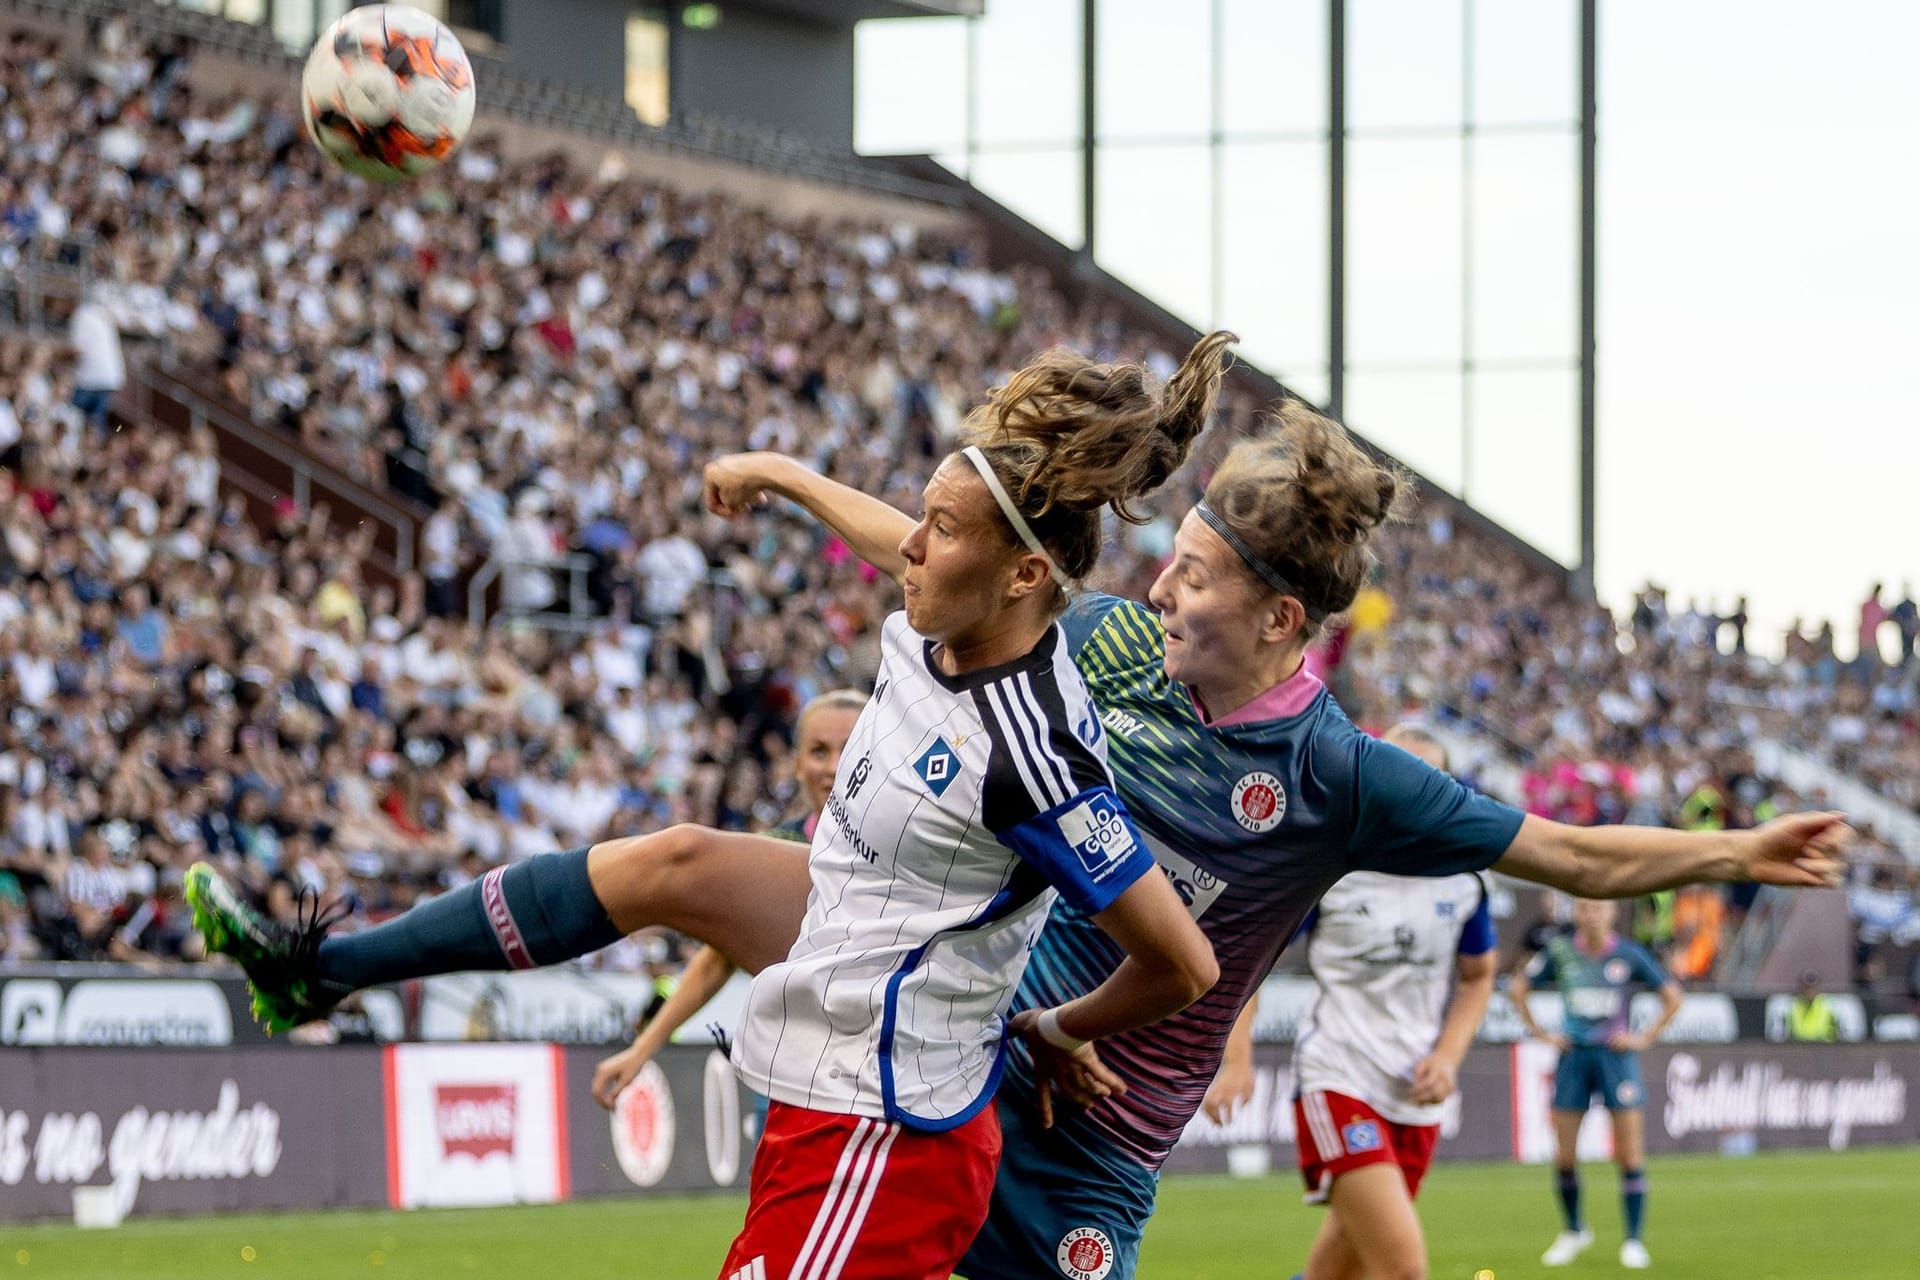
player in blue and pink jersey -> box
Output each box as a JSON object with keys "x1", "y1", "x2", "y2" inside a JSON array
[
  {"x1": 187, "y1": 335, "x2": 1236, "y2": 1280},
  {"x1": 1510, "y1": 896, "x2": 1682, "y2": 1270},
  {"x1": 1204, "y1": 723, "x2": 1500, "y2": 1280}
]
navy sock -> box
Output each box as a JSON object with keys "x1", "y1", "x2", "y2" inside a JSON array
[
  {"x1": 316, "y1": 848, "x2": 622, "y2": 992},
  {"x1": 1556, "y1": 1167, "x2": 1584, "y2": 1232},
  {"x1": 1622, "y1": 1167, "x2": 1647, "y2": 1241}
]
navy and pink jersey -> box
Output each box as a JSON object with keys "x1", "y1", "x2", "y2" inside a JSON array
[
  {"x1": 1002, "y1": 593, "x2": 1526, "y2": 1171},
  {"x1": 1525, "y1": 932, "x2": 1669, "y2": 1045}
]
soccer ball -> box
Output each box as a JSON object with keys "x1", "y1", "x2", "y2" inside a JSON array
[{"x1": 301, "y1": 5, "x2": 476, "y2": 182}]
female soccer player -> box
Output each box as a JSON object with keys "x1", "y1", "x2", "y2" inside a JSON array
[
  {"x1": 590, "y1": 688, "x2": 865, "y2": 1111},
  {"x1": 695, "y1": 397, "x2": 1847, "y2": 1280},
  {"x1": 188, "y1": 334, "x2": 1237, "y2": 1280},
  {"x1": 194, "y1": 378, "x2": 1846, "y2": 1280},
  {"x1": 1202, "y1": 723, "x2": 1498, "y2": 1280},
  {"x1": 1509, "y1": 896, "x2": 1682, "y2": 1271}
]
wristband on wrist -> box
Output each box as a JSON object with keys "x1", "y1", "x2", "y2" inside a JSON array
[{"x1": 1035, "y1": 1006, "x2": 1089, "y2": 1053}]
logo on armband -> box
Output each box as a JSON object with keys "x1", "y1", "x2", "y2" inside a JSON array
[
  {"x1": 1057, "y1": 797, "x2": 1138, "y2": 876},
  {"x1": 1230, "y1": 771, "x2": 1287, "y2": 833}
]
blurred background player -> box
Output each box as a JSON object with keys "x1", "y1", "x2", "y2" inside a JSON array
[
  {"x1": 1510, "y1": 897, "x2": 1683, "y2": 1270},
  {"x1": 1203, "y1": 723, "x2": 1496, "y2": 1280},
  {"x1": 590, "y1": 688, "x2": 866, "y2": 1110}
]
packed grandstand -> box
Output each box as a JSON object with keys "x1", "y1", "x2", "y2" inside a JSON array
[{"x1": 1, "y1": 14, "x2": 1914, "y2": 1003}]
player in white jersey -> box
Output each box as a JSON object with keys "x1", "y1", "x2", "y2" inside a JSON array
[
  {"x1": 186, "y1": 334, "x2": 1234, "y2": 1280},
  {"x1": 1205, "y1": 724, "x2": 1497, "y2": 1280},
  {"x1": 702, "y1": 338, "x2": 1226, "y2": 1280}
]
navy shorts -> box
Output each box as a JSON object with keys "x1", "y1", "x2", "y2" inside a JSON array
[
  {"x1": 959, "y1": 1089, "x2": 1159, "y2": 1280},
  {"x1": 1553, "y1": 1044, "x2": 1644, "y2": 1111}
]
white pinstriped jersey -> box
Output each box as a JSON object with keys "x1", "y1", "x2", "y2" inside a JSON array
[
  {"x1": 1293, "y1": 871, "x2": 1494, "y2": 1125},
  {"x1": 732, "y1": 612, "x2": 1156, "y2": 1130}
]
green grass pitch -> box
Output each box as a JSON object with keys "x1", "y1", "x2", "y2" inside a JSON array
[{"x1": 7, "y1": 1149, "x2": 1917, "y2": 1278}]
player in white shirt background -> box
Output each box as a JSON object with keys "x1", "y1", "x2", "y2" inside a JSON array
[{"x1": 1204, "y1": 725, "x2": 1498, "y2": 1280}]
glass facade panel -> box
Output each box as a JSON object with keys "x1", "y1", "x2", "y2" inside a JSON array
[
  {"x1": 1349, "y1": 0, "x2": 1464, "y2": 131},
  {"x1": 1471, "y1": 133, "x2": 1577, "y2": 361},
  {"x1": 1095, "y1": 143, "x2": 1213, "y2": 327},
  {"x1": 853, "y1": 4, "x2": 1586, "y2": 568},
  {"x1": 1471, "y1": 0, "x2": 1577, "y2": 126},
  {"x1": 1466, "y1": 368, "x2": 1578, "y2": 563},
  {"x1": 1347, "y1": 136, "x2": 1464, "y2": 365},
  {"x1": 975, "y1": 0, "x2": 1082, "y2": 147},
  {"x1": 1280, "y1": 366, "x2": 1334, "y2": 411},
  {"x1": 273, "y1": 0, "x2": 316, "y2": 48},
  {"x1": 1220, "y1": 0, "x2": 1327, "y2": 136},
  {"x1": 1344, "y1": 370, "x2": 1465, "y2": 493},
  {"x1": 854, "y1": 18, "x2": 970, "y2": 155},
  {"x1": 1220, "y1": 142, "x2": 1328, "y2": 390},
  {"x1": 971, "y1": 148, "x2": 1085, "y2": 249},
  {"x1": 1096, "y1": 0, "x2": 1212, "y2": 142}
]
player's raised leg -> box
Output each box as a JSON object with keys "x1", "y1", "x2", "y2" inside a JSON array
[{"x1": 187, "y1": 825, "x2": 810, "y2": 1032}]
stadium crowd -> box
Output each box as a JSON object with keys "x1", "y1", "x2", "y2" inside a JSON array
[{"x1": 0, "y1": 18, "x2": 1914, "y2": 991}]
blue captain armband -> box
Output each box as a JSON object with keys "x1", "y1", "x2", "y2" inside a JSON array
[{"x1": 995, "y1": 786, "x2": 1157, "y2": 916}]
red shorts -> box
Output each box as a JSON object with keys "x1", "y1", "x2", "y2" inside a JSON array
[
  {"x1": 1294, "y1": 1090, "x2": 1439, "y2": 1204},
  {"x1": 716, "y1": 1101, "x2": 1000, "y2": 1280}
]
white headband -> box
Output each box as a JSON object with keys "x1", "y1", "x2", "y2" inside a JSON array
[{"x1": 961, "y1": 445, "x2": 1059, "y2": 582}]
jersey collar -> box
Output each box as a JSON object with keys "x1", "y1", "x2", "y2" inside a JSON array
[
  {"x1": 920, "y1": 624, "x2": 1062, "y2": 693},
  {"x1": 1187, "y1": 661, "x2": 1324, "y2": 728}
]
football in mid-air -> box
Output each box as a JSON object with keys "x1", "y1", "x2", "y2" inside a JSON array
[{"x1": 301, "y1": 5, "x2": 476, "y2": 182}]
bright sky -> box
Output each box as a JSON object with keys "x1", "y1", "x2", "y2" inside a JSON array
[
  {"x1": 1596, "y1": 0, "x2": 1919, "y2": 656},
  {"x1": 855, "y1": 0, "x2": 1919, "y2": 657}
]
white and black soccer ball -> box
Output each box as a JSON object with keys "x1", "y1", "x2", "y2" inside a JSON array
[{"x1": 301, "y1": 5, "x2": 476, "y2": 182}]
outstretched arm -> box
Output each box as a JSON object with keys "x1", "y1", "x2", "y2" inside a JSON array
[
  {"x1": 704, "y1": 452, "x2": 915, "y2": 584},
  {"x1": 1492, "y1": 811, "x2": 1850, "y2": 898}
]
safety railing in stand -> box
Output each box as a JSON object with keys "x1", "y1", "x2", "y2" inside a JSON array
[
  {"x1": 468, "y1": 552, "x2": 599, "y2": 634},
  {"x1": 0, "y1": 234, "x2": 96, "y2": 335},
  {"x1": 122, "y1": 361, "x2": 420, "y2": 584}
]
